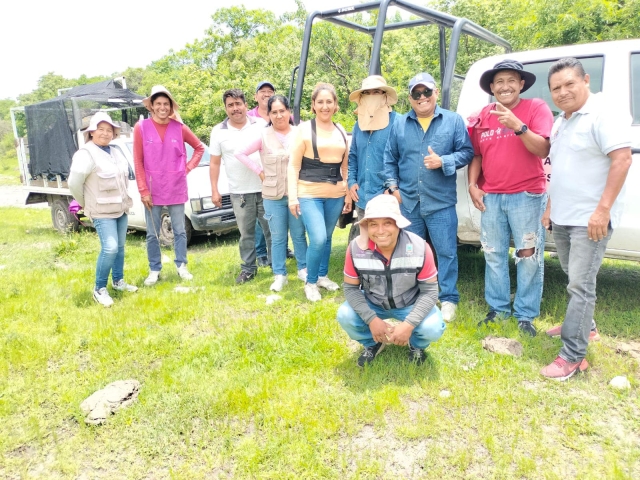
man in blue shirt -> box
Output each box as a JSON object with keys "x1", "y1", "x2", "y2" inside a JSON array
[
  {"x1": 348, "y1": 75, "x2": 398, "y2": 220},
  {"x1": 383, "y1": 72, "x2": 474, "y2": 321}
]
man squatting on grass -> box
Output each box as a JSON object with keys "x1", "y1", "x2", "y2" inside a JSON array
[
  {"x1": 337, "y1": 194, "x2": 446, "y2": 367},
  {"x1": 538, "y1": 58, "x2": 633, "y2": 380},
  {"x1": 467, "y1": 60, "x2": 554, "y2": 337}
]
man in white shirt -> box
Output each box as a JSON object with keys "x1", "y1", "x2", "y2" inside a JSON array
[
  {"x1": 540, "y1": 57, "x2": 633, "y2": 380},
  {"x1": 210, "y1": 89, "x2": 271, "y2": 284}
]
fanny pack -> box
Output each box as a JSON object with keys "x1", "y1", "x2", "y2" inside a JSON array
[{"x1": 299, "y1": 118, "x2": 347, "y2": 185}]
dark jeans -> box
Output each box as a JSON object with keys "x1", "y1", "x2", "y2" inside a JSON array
[{"x1": 231, "y1": 192, "x2": 271, "y2": 274}]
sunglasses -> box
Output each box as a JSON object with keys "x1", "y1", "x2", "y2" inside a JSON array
[{"x1": 410, "y1": 88, "x2": 434, "y2": 100}]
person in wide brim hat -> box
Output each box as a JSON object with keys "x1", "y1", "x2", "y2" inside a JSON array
[
  {"x1": 349, "y1": 75, "x2": 398, "y2": 104},
  {"x1": 142, "y1": 85, "x2": 181, "y2": 117},
  {"x1": 479, "y1": 59, "x2": 536, "y2": 95},
  {"x1": 82, "y1": 111, "x2": 121, "y2": 144}
]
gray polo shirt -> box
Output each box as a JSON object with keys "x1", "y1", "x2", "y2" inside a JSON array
[{"x1": 549, "y1": 92, "x2": 632, "y2": 228}]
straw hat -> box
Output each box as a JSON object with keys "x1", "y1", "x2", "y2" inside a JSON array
[
  {"x1": 349, "y1": 76, "x2": 398, "y2": 104},
  {"x1": 142, "y1": 85, "x2": 180, "y2": 114}
]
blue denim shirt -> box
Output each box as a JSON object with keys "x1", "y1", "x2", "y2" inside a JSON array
[
  {"x1": 383, "y1": 106, "x2": 473, "y2": 215},
  {"x1": 348, "y1": 111, "x2": 397, "y2": 210}
]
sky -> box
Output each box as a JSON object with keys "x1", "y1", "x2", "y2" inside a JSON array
[{"x1": 0, "y1": 0, "x2": 353, "y2": 100}]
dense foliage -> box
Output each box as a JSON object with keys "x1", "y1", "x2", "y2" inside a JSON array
[{"x1": 2, "y1": 0, "x2": 639, "y2": 145}]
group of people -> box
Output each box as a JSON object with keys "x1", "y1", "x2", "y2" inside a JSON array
[{"x1": 68, "y1": 56, "x2": 632, "y2": 381}]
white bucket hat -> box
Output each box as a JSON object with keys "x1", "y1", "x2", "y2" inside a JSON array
[
  {"x1": 143, "y1": 85, "x2": 180, "y2": 114},
  {"x1": 358, "y1": 194, "x2": 411, "y2": 229},
  {"x1": 82, "y1": 111, "x2": 121, "y2": 143},
  {"x1": 349, "y1": 75, "x2": 398, "y2": 104}
]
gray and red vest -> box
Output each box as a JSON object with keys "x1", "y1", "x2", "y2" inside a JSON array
[
  {"x1": 140, "y1": 118, "x2": 187, "y2": 205},
  {"x1": 350, "y1": 229, "x2": 426, "y2": 310}
]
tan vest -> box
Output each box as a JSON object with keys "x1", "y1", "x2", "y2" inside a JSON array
[
  {"x1": 260, "y1": 126, "x2": 294, "y2": 200},
  {"x1": 82, "y1": 142, "x2": 133, "y2": 219}
]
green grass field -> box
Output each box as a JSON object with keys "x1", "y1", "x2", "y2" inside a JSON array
[
  {"x1": 0, "y1": 154, "x2": 20, "y2": 186},
  {"x1": 1, "y1": 207, "x2": 639, "y2": 479}
]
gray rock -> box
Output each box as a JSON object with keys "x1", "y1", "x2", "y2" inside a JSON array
[
  {"x1": 616, "y1": 341, "x2": 640, "y2": 365},
  {"x1": 80, "y1": 379, "x2": 140, "y2": 425},
  {"x1": 609, "y1": 376, "x2": 631, "y2": 390},
  {"x1": 482, "y1": 336, "x2": 523, "y2": 357},
  {"x1": 439, "y1": 390, "x2": 451, "y2": 398}
]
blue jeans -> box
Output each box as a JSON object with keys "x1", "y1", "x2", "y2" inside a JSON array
[
  {"x1": 299, "y1": 196, "x2": 345, "y2": 284},
  {"x1": 401, "y1": 203, "x2": 459, "y2": 304},
  {"x1": 255, "y1": 220, "x2": 268, "y2": 258},
  {"x1": 337, "y1": 298, "x2": 445, "y2": 349},
  {"x1": 481, "y1": 192, "x2": 548, "y2": 322},
  {"x1": 553, "y1": 223, "x2": 611, "y2": 363},
  {"x1": 263, "y1": 197, "x2": 307, "y2": 275},
  {"x1": 93, "y1": 214, "x2": 128, "y2": 289},
  {"x1": 145, "y1": 204, "x2": 187, "y2": 271}
]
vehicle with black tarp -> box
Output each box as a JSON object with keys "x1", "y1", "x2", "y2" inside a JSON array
[{"x1": 10, "y1": 78, "x2": 237, "y2": 243}]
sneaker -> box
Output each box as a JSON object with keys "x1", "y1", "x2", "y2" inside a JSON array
[
  {"x1": 518, "y1": 321, "x2": 537, "y2": 337},
  {"x1": 441, "y1": 301, "x2": 457, "y2": 322},
  {"x1": 177, "y1": 263, "x2": 193, "y2": 280},
  {"x1": 144, "y1": 270, "x2": 160, "y2": 286},
  {"x1": 236, "y1": 270, "x2": 255, "y2": 284},
  {"x1": 540, "y1": 356, "x2": 589, "y2": 381},
  {"x1": 408, "y1": 344, "x2": 426, "y2": 365},
  {"x1": 286, "y1": 248, "x2": 295, "y2": 259},
  {"x1": 93, "y1": 287, "x2": 114, "y2": 308},
  {"x1": 112, "y1": 279, "x2": 138, "y2": 292},
  {"x1": 357, "y1": 342, "x2": 385, "y2": 367},
  {"x1": 270, "y1": 274, "x2": 288, "y2": 292},
  {"x1": 297, "y1": 268, "x2": 308, "y2": 282},
  {"x1": 304, "y1": 283, "x2": 322, "y2": 302},
  {"x1": 257, "y1": 256, "x2": 271, "y2": 268},
  {"x1": 545, "y1": 324, "x2": 600, "y2": 342},
  {"x1": 478, "y1": 311, "x2": 499, "y2": 327},
  {"x1": 317, "y1": 276, "x2": 340, "y2": 291}
]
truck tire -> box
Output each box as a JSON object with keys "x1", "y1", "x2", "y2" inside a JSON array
[
  {"x1": 158, "y1": 210, "x2": 193, "y2": 246},
  {"x1": 51, "y1": 197, "x2": 79, "y2": 233}
]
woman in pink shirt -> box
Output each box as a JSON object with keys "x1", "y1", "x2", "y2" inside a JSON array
[{"x1": 235, "y1": 95, "x2": 307, "y2": 292}]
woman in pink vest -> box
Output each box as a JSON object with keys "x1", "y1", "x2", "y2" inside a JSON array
[
  {"x1": 133, "y1": 86, "x2": 204, "y2": 286},
  {"x1": 69, "y1": 112, "x2": 136, "y2": 307},
  {"x1": 235, "y1": 95, "x2": 308, "y2": 292}
]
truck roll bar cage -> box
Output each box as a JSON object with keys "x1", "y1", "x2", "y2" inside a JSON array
[{"x1": 293, "y1": 0, "x2": 511, "y2": 123}]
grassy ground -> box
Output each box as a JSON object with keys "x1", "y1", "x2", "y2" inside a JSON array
[
  {"x1": 0, "y1": 207, "x2": 639, "y2": 479},
  {"x1": 0, "y1": 154, "x2": 20, "y2": 186}
]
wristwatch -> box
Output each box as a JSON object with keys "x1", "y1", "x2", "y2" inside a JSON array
[
  {"x1": 387, "y1": 186, "x2": 399, "y2": 194},
  {"x1": 515, "y1": 124, "x2": 528, "y2": 136}
]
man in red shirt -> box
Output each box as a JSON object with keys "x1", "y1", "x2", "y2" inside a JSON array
[
  {"x1": 468, "y1": 60, "x2": 554, "y2": 336},
  {"x1": 337, "y1": 195, "x2": 445, "y2": 367}
]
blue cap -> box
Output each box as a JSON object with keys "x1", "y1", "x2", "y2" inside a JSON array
[
  {"x1": 256, "y1": 81, "x2": 275, "y2": 93},
  {"x1": 408, "y1": 72, "x2": 436, "y2": 93}
]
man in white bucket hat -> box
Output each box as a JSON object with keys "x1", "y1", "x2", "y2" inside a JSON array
[
  {"x1": 337, "y1": 194, "x2": 445, "y2": 367},
  {"x1": 134, "y1": 85, "x2": 205, "y2": 286}
]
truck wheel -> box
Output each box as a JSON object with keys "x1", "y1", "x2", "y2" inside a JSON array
[
  {"x1": 51, "y1": 198, "x2": 79, "y2": 233},
  {"x1": 158, "y1": 211, "x2": 193, "y2": 246}
]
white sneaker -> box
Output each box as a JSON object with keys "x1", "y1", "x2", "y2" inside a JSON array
[
  {"x1": 270, "y1": 274, "x2": 288, "y2": 292},
  {"x1": 112, "y1": 279, "x2": 138, "y2": 292},
  {"x1": 304, "y1": 283, "x2": 322, "y2": 302},
  {"x1": 441, "y1": 301, "x2": 457, "y2": 322},
  {"x1": 93, "y1": 288, "x2": 114, "y2": 308},
  {"x1": 177, "y1": 263, "x2": 193, "y2": 280},
  {"x1": 297, "y1": 268, "x2": 308, "y2": 282},
  {"x1": 317, "y1": 276, "x2": 340, "y2": 291},
  {"x1": 144, "y1": 270, "x2": 160, "y2": 286}
]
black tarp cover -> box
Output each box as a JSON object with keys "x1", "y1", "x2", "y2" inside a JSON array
[{"x1": 24, "y1": 79, "x2": 144, "y2": 178}]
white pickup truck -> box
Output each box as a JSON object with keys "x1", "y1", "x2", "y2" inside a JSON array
[
  {"x1": 455, "y1": 39, "x2": 640, "y2": 261},
  {"x1": 10, "y1": 78, "x2": 236, "y2": 244}
]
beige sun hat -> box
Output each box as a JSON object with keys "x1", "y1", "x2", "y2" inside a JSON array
[
  {"x1": 358, "y1": 194, "x2": 411, "y2": 229},
  {"x1": 349, "y1": 75, "x2": 398, "y2": 105},
  {"x1": 82, "y1": 111, "x2": 121, "y2": 143},
  {"x1": 142, "y1": 85, "x2": 180, "y2": 114}
]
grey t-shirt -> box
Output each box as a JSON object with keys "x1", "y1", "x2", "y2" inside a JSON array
[{"x1": 549, "y1": 92, "x2": 632, "y2": 228}]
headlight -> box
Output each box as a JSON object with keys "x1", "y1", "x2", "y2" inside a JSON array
[
  {"x1": 201, "y1": 197, "x2": 217, "y2": 211},
  {"x1": 190, "y1": 199, "x2": 202, "y2": 213}
]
